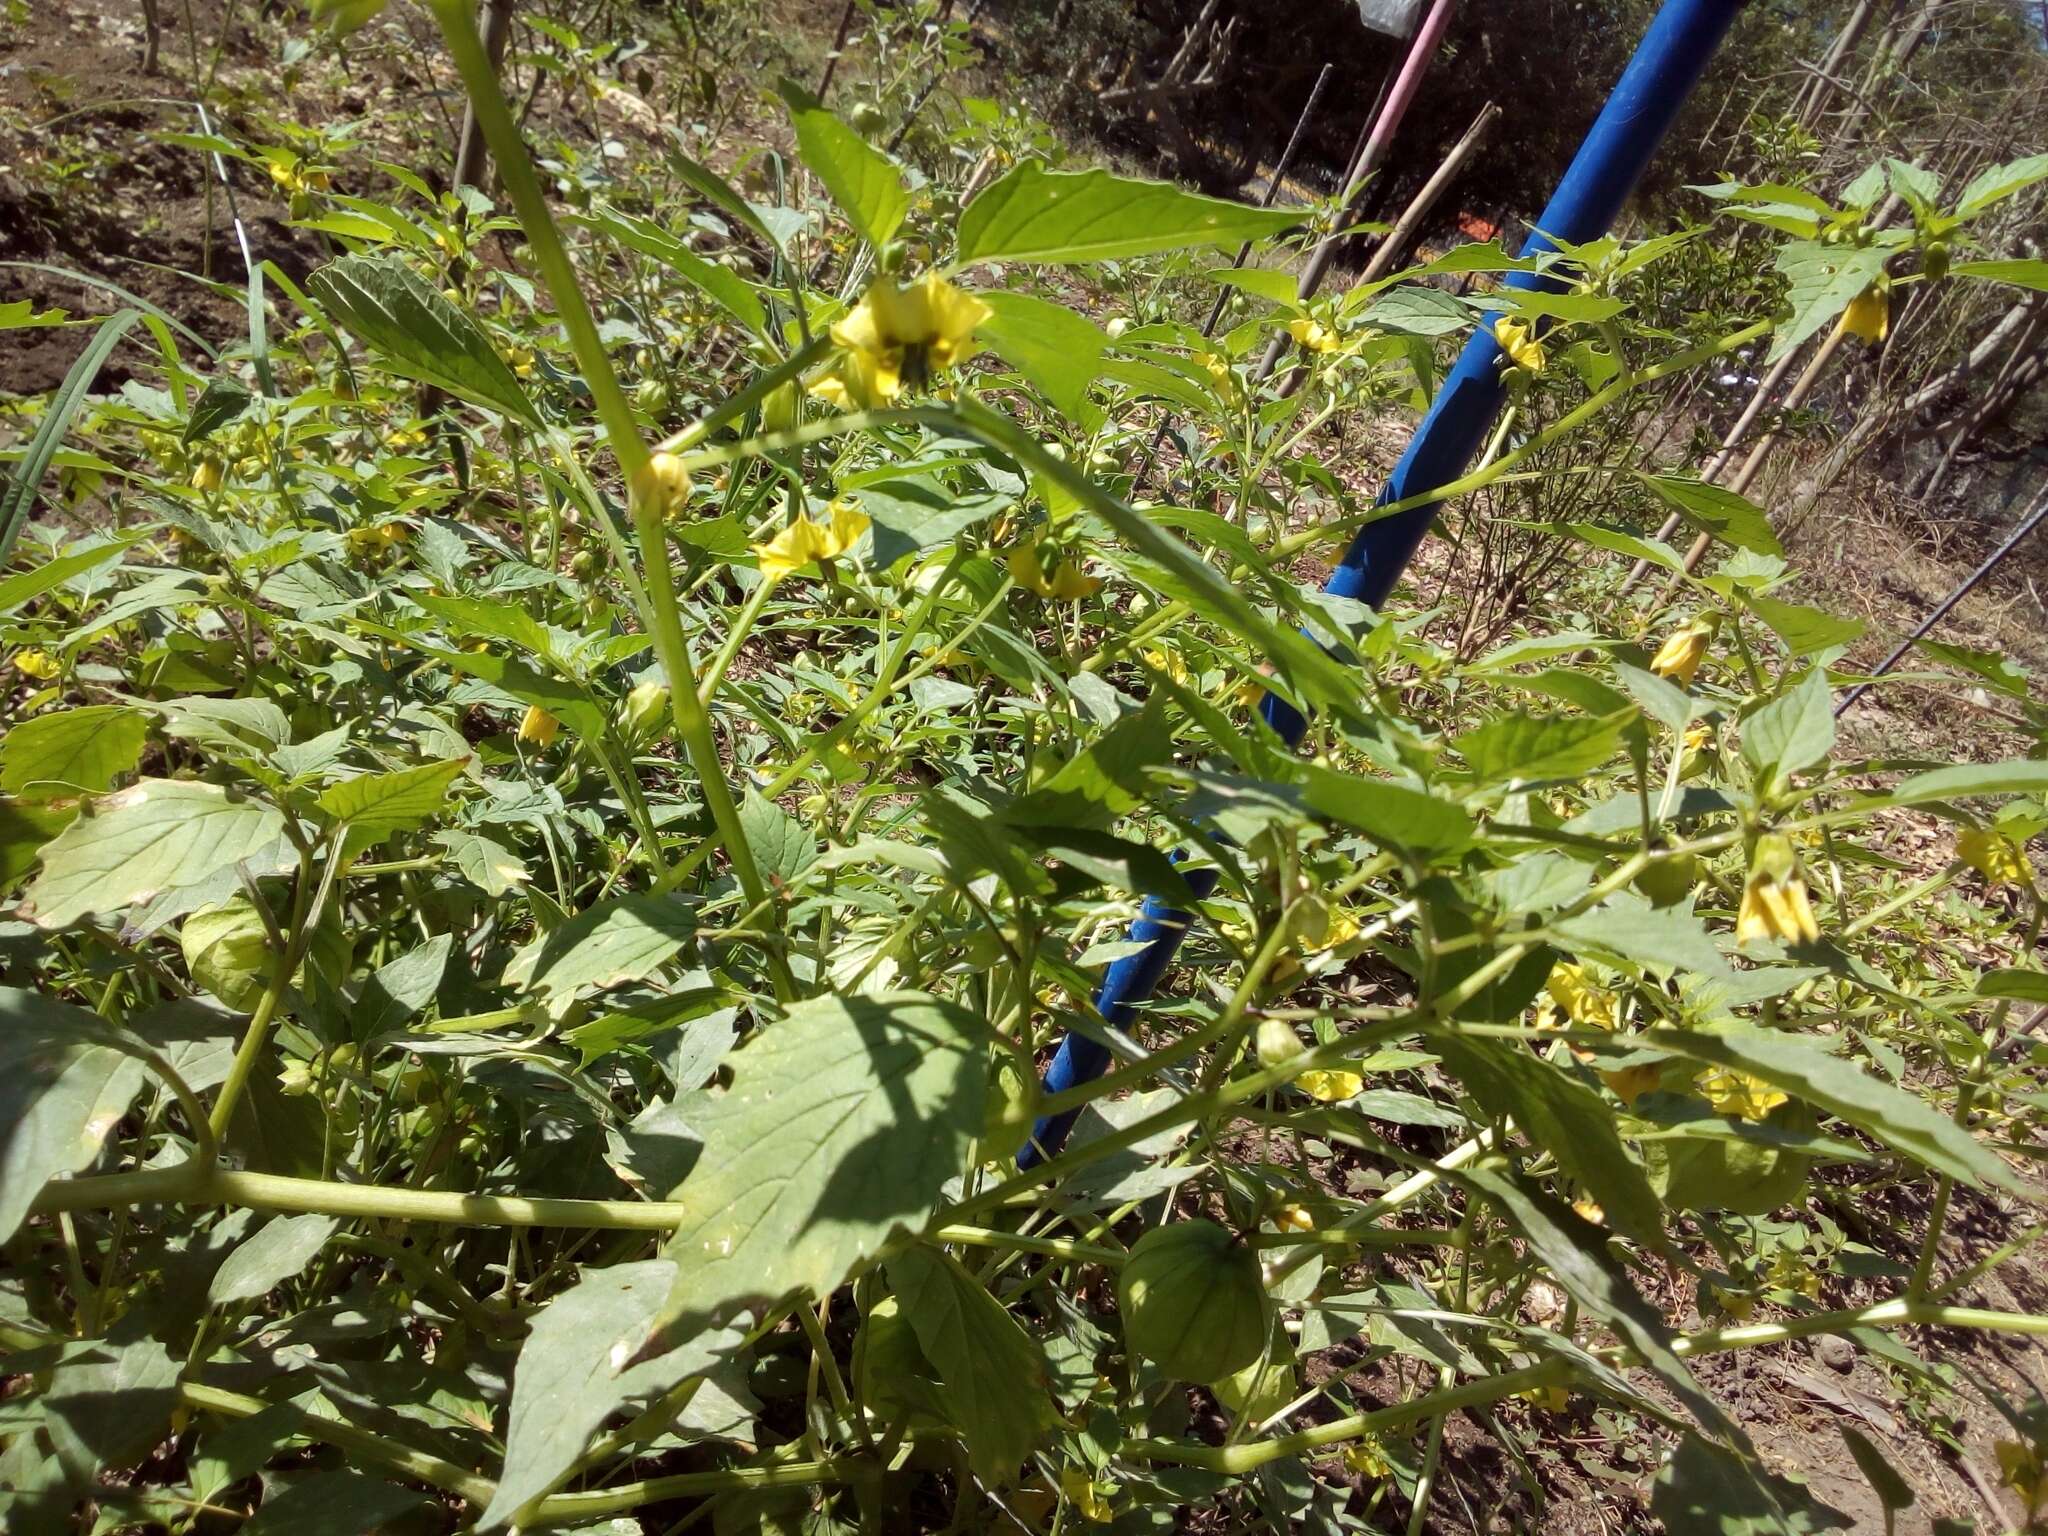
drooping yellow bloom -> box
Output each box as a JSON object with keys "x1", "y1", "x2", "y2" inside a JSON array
[
  {"x1": 1840, "y1": 284, "x2": 1889, "y2": 344},
  {"x1": 517, "y1": 705, "x2": 560, "y2": 747},
  {"x1": 190, "y1": 459, "x2": 224, "y2": 494},
  {"x1": 1342, "y1": 1438, "x2": 1392, "y2": 1479},
  {"x1": 632, "y1": 452, "x2": 691, "y2": 516},
  {"x1": 1572, "y1": 1197, "x2": 1606, "y2": 1227},
  {"x1": 1682, "y1": 722, "x2": 1714, "y2": 756},
  {"x1": 1059, "y1": 1467, "x2": 1113, "y2": 1524},
  {"x1": 753, "y1": 499, "x2": 870, "y2": 582},
  {"x1": 1650, "y1": 617, "x2": 1715, "y2": 687},
  {"x1": 1273, "y1": 1203, "x2": 1315, "y2": 1232},
  {"x1": 1198, "y1": 351, "x2": 1234, "y2": 389},
  {"x1": 1995, "y1": 1440, "x2": 2043, "y2": 1509},
  {"x1": 1695, "y1": 1067, "x2": 1788, "y2": 1121},
  {"x1": 1519, "y1": 1384, "x2": 1571, "y2": 1413},
  {"x1": 1297, "y1": 1068, "x2": 1364, "y2": 1103},
  {"x1": 1957, "y1": 826, "x2": 2032, "y2": 890},
  {"x1": 1287, "y1": 317, "x2": 1341, "y2": 354},
  {"x1": 1737, "y1": 833, "x2": 1821, "y2": 947},
  {"x1": 1545, "y1": 963, "x2": 1617, "y2": 1032},
  {"x1": 1008, "y1": 540, "x2": 1102, "y2": 601},
  {"x1": 12, "y1": 649, "x2": 60, "y2": 680},
  {"x1": 1493, "y1": 316, "x2": 1546, "y2": 373},
  {"x1": 807, "y1": 273, "x2": 990, "y2": 410},
  {"x1": 1766, "y1": 1249, "x2": 1822, "y2": 1300},
  {"x1": 1600, "y1": 1062, "x2": 1663, "y2": 1106}
]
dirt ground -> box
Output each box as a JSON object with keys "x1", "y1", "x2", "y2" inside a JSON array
[{"x1": 3, "y1": 2, "x2": 2046, "y2": 1533}]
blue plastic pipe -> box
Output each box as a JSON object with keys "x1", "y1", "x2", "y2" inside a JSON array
[{"x1": 1020, "y1": 0, "x2": 1748, "y2": 1168}]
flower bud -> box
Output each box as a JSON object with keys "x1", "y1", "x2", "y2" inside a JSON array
[
  {"x1": 622, "y1": 678, "x2": 670, "y2": 740},
  {"x1": 632, "y1": 452, "x2": 691, "y2": 515}
]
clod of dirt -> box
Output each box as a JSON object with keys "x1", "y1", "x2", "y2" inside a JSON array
[{"x1": 1814, "y1": 1334, "x2": 1856, "y2": 1374}]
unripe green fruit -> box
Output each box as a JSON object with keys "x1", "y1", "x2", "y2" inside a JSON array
[
  {"x1": 1256, "y1": 1018, "x2": 1304, "y2": 1069},
  {"x1": 635, "y1": 376, "x2": 670, "y2": 417},
  {"x1": 181, "y1": 900, "x2": 273, "y2": 1008},
  {"x1": 849, "y1": 100, "x2": 886, "y2": 135},
  {"x1": 1117, "y1": 1220, "x2": 1267, "y2": 1383},
  {"x1": 1634, "y1": 852, "x2": 1701, "y2": 908},
  {"x1": 1924, "y1": 240, "x2": 1950, "y2": 281}
]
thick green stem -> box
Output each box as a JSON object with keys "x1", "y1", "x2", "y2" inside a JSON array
[{"x1": 423, "y1": 0, "x2": 784, "y2": 995}]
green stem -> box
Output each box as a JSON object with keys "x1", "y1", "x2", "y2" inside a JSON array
[{"x1": 423, "y1": 0, "x2": 786, "y2": 997}]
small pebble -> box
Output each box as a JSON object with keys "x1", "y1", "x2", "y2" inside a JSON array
[{"x1": 1816, "y1": 1335, "x2": 1856, "y2": 1373}]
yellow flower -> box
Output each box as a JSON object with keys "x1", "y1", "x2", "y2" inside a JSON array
[
  {"x1": 1341, "y1": 1438, "x2": 1391, "y2": 1479},
  {"x1": 1695, "y1": 1067, "x2": 1788, "y2": 1122},
  {"x1": 1274, "y1": 1203, "x2": 1315, "y2": 1233},
  {"x1": 1572, "y1": 1197, "x2": 1606, "y2": 1227},
  {"x1": 1297, "y1": 1069, "x2": 1363, "y2": 1103},
  {"x1": 1766, "y1": 1250, "x2": 1822, "y2": 1300},
  {"x1": 809, "y1": 273, "x2": 990, "y2": 409},
  {"x1": 12, "y1": 649, "x2": 60, "y2": 680},
  {"x1": 1008, "y1": 540, "x2": 1102, "y2": 601},
  {"x1": 1650, "y1": 617, "x2": 1715, "y2": 687},
  {"x1": 754, "y1": 499, "x2": 870, "y2": 582},
  {"x1": 1957, "y1": 826, "x2": 2031, "y2": 890},
  {"x1": 1312, "y1": 906, "x2": 1360, "y2": 952},
  {"x1": 1600, "y1": 1062, "x2": 1663, "y2": 1106},
  {"x1": 190, "y1": 458, "x2": 225, "y2": 494},
  {"x1": 1059, "y1": 1467, "x2": 1113, "y2": 1524},
  {"x1": 1682, "y1": 722, "x2": 1713, "y2": 756},
  {"x1": 1287, "y1": 316, "x2": 1341, "y2": 354},
  {"x1": 1737, "y1": 833, "x2": 1820, "y2": 948},
  {"x1": 1545, "y1": 963, "x2": 1617, "y2": 1032},
  {"x1": 633, "y1": 452, "x2": 691, "y2": 515},
  {"x1": 517, "y1": 705, "x2": 560, "y2": 747},
  {"x1": 1493, "y1": 316, "x2": 1546, "y2": 373},
  {"x1": 1198, "y1": 351, "x2": 1234, "y2": 389},
  {"x1": 1518, "y1": 1384, "x2": 1571, "y2": 1413},
  {"x1": 1840, "y1": 284, "x2": 1889, "y2": 344}
]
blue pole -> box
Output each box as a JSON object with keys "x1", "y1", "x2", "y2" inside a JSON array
[{"x1": 1020, "y1": 0, "x2": 1747, "y2": 1168}]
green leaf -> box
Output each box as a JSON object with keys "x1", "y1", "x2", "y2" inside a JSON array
[
  {"x1": 355, "y1": 934, "x2": 452, "y2": 1033},
  {"x1": 1452, "y1": 710, "x2": 1630, "y2": 786},
  {"x1": 307, "y1": 253, "x2": 539, "y2": 425},
  {"x1": 530, "y1": 893, "x2": 698, "y2": 998},
  {"x1": 2, "y1": 312, "x2": 139, "y2": 564},
  {"x1": 1767, "y1": 239, "x2": 1888, "y2": 362},
  {"x1": 1955, "y1": 151, "x2": 2048, "y2": 217},
  {"x1": 1561, "y1": 520, "x2": 1686, "y2": 571},
  {"x1": 776, "y1": 80, "x2": 909, "y2": 250},
  {"x1": 0, "y1": 988, "x2": 148, "y2": 1243},
  {"x1": 956, "y1": 162, "x2": 1299, "y2": 268},
  {"x1": 1740, "y1": 669, "x2": 1835, "y2": 787},
  {"x1": 1431, "y1": 1035, "x2": 1663, "y2": 1243},
  {"x1": 852, "y1": 477, "x2": 1012, "y2": 569},
  {"x1": 886, "y1": 1243, "x2": 1058, "y2": 1481},
  {"x1": 182, "y1": 377, "x2": 253, "y2": 446},
  {"x1": 1639, "y1": 1028, "x2": 2028, "y2": 1195},
  {"x1": 1651, "y1": 1432, "x2": 1850, "y2": 1535},
  {"x1": 1300, "y1": 766, "x2": 1472, "y2": 862},
  {"x1": 1005, "y1": 704, "x2": 1169, "y2": 831},
  {"x1": 1552, "y1": 898, "x2": 1731, "y2": 978},
  {"x1": 1746, "y1": 594, "x2": 1864, "y2": 656},
  {"x1": 242, "y1": 1471, "x2": 432, "y2": 1536},
  {"x1": 482, "y1": 1259, "x2": 739, "y2": 1527},
  {"x1": 434, "y1": 829, "x2": 529, "y2": 897},
  {"x1": 316, "y1": 756, "x2": 468, "y2": 845},
  {"x1": 0, "y1": 706, "x2": 149, "y2": 802},
  {"x1": 1878, "y1": 759, "x2": 2048, "y2": 807},
  {"x1": 1950, "y1": 257, "x2": 2048, "y2": 292},
  {"x1": 653, "y1": 992, "x2": 986, "y2": 1338},
  {"x1": 0, "y1": 536, "x2": 137, "y2": 616},
  {"x1": 739, "y1": 791, "x2": 818, "y2": 888},
  {"x1": 0, "y1": 798, "x2": 73, "y2": 895},
  {"x1": 1638, "y1": 474, "x2": 1781, "y2": 556},
  {"x1": 1496, "y1": 289, "x2": 1627, "y2": 325},
  {"x1": 571, "y1": 205, "x2": 770, "y2": 338},
  {"x1": 44, "y1": 1330, "x2": 181, "y2": 1481},
  {"x1": 1461, "y1": 1164, "x2": 1735, "y2": 1440},
  {"x1": 1912, "y1": 637, "x2": 2028, "y2": 698},
  {"x1": 976, "y1": 290, "x2": 1109, "y2": 420},
  {"x1": 207, "y1": 1213, "x2": 340, "y2": 1306},
  {"x1": 24, "y1": 779, "x2": 287, "y2": 930},
  {"x1": 1977, "y1": 968, "x2": 2048, "y2": 1002}
]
